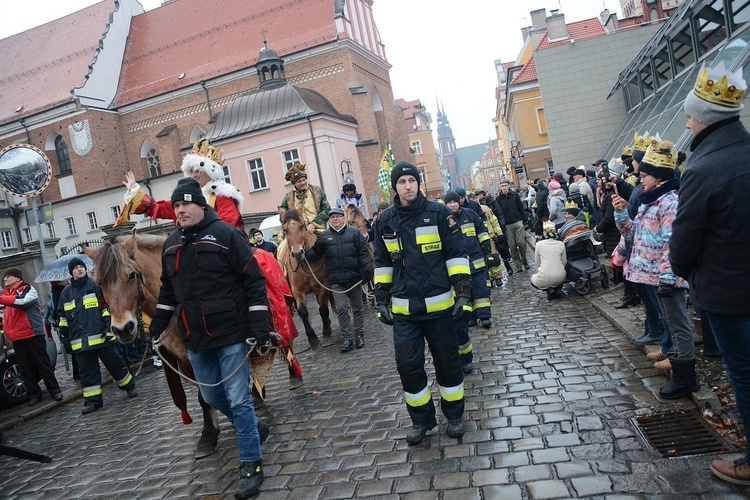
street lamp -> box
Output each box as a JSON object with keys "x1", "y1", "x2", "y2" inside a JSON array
[{"x1": 509, "y1": 141, "x2": 527, "y2": 187}]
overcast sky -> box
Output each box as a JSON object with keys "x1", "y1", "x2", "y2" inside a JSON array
[{"x1": 2, "y1": 0, "x2": 623, "y2": 148}]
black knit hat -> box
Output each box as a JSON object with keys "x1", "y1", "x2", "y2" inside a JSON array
[
  {"x1": 250, "y1": 228, "x2": 262, "y2": 237},
  {"x1": 68, "y1": 257, "x2": 86, "y2": 275},
  {"x1": 3, "y1": 268, "x2": 23, "y2": 280},
  {"x1": 443, "y1": 190, "x2": 460, "y2": 204},
  {"x1": 171, "y1": 178, "x2": 207, "y2": 208},
  {"x1": 390, "y1": 161, "x2": 421, "y2": 190}
]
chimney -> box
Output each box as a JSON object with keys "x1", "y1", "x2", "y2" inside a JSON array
[
  {"x1": 546, "y1": 11, "x2": 568, "y2": 40},
  {"x1": 530, "y1": 8, "x2": 547, "y2": 31}
]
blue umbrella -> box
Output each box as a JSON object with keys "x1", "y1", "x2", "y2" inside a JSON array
[{"x1": 34, "y1": 254, "x2": 94, "y2": 283}]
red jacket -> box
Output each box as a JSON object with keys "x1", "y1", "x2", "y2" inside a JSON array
[{"x1": 0, "y1": 281, "x2": 45, "y2": 342}]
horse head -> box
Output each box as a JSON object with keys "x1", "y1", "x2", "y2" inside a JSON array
[
  {"x1": 346, "y1": 204, "x2": 368, "y2": 239},
  {"x1": 281, "y1": 209, "x2": 311, "y2": 261},
  {"x1": 85, "y1": 229, "x2": 165, "y2": 344}
]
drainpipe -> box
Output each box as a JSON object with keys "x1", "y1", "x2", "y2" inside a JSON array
[
  {"x1": 306, "y1": 117, "x2": 325, "y2": 190},
  {"x1": 19, "y1": 118, "x2": 31, "y2": 144},
  {"x1": 200, "y1": 81, "x2": 213, "y2": 121}
]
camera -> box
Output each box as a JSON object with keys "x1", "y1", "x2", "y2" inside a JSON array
[{"x1": 600, "y1": 163, "x2": 610, "y2": 179}]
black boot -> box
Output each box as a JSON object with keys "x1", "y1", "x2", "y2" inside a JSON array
[
  {"x1": 235, "y1": 460, "x2": 263, "y2": 499},
  {"x1": 503, "y1": 259, "x2": 513, "y2": 276},
  {"x1": 405, "y1": 420, "x2": 437, "y2": 445},
  {"x1": 340, "y1": 336, "x2": 353, "y2": 352},
  {"x1": 659, "y1": 358, "x2": 701, "y2": 400},
  {"x1": 355, "y1": 334, "x2": 365, "y2": 349},
  {"x1": 614, "y1": 280, "x2": 639, "y2": 309}
]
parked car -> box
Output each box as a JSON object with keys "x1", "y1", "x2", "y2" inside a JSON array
[{"x1": 0, "y1": 331, "x2": 28, "y2": 407}]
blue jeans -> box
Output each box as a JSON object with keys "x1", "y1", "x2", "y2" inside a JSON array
[
  {"x1": 187, "y1": 342, "x2": 260, "y2": 463},
  {"x1": 654, "y1": 287, "x2": 693, "y2": 361},
  {"x1": 633, "y1": 283, "x2": 664, "y2": 338},
  {"x1": 705, "y1": 312, "x2": 750, "y2": 462}
]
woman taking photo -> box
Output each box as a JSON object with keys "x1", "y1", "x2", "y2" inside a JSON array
[{"x1": 612, "y1": 140, "x2": 698, "y2": 400}]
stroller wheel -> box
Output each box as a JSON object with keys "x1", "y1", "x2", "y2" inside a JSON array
[
  {"x1": 600, "y1": 270, "x2": 610, "y2": 289},
  {"x1": 575, "y1": 278, "x2": 591, "y2": 295}
]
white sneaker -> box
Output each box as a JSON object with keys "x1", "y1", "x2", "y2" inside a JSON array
[{"x1": 153, "y1": 356, "x2": 162, "y2": 369}]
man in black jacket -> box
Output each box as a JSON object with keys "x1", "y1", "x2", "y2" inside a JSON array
[
  {"x1": 475, "y1": 189, "x2": 513, "y2": 275},
  {"x1": 670, "y1": 64, "x2": 750, "y2": 486},
  {"x1": 495, "y1": 179, "x2": 529, "y2": 272},
  {"x1": 148, "y1": 178, "x2": 271, "y2": 499},
  {"x1": 302, "y1": 207, "x2": 372, "y2": 351}
]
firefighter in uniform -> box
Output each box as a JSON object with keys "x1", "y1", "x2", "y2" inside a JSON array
[
  {"x1": 373, "y1": 161, "x2": 472, "y2": 445},
  {"x1": 443, "y1": 191, "x2": 497, "y2": 374},
  {"x1": 58, "y1": 258, "x2": 137, "y2": 414}
]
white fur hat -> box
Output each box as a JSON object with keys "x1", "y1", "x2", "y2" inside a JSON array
[{"x1": 180, "y1": 153, "x2": 224, "y2": 182}]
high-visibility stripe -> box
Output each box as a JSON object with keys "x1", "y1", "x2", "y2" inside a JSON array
[
  {"x1": 472, "y1": 257, "x2": 486, "y2": 269},
  {"x1": 101, "y1": 310, "x2": 110, "y2": 318},
  {"x1": 446, "y1": 257, "x2": 470, "y2": 276},
  {"x1": 439, "y1": 382, "x2": 464, "y2": 402},
  {"x1": 425, "y1": 290, "x2": 454, "y2": 313},
  {"x1": 116, "y1": 373, "x2": 133, "y2": 387},
  {"x1": 383, "y1": 236, "x2": 400, "y2": 253},
  {"x1": 83, "y1": 385, "x2": 102, "y2": 398},
  {"x1": 458, "y1": 342, "x2": 473, "y2": 355},
  {"x1": 82, "y1": 293, "x2": 98, "y2": 309},
  {"x1": 71, "y1": 339, "x2": 83, "y2": 350},
  {"x1": 156, "y1": 303, "x2": 175, "y2": 311},
  {"x1": 374, "y1": 267, "x2": 393, "y2": 284},
  {"x1": 88, "y1": 334, "x2": 106, "y2": 347},
  {"x1": 460, "y1": 223, "x2": 476, "y2": 237},
  {"x1": 415, "y1": 226, "x2": 440, "y2": 244},
  {"x1": 404, "y1": 386, "x2": 431, "y2": 407},
  {"x1": 59, "y1": 318, "x2": 68, "y2": 327},
  {"x1": 473, "y1": 298, "x2": 491, "y2": 309},
  {"x1": 391, "y1": 297, "x2": 409, "y2": 315},
  {"x1": 248, "y1": 305, "x2": 268, "y2": 312},
  {"x1": 63, "y1": 301, "x2": 75, "y2": 312},
  {"x1": 478, "y1": 231, "x2": 490, "y2": 243}
]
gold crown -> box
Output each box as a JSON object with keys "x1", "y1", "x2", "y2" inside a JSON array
[
  {"x1": 192, "y1": 139, "x2": 225, "y2": 166},
  {"x1": 564, "y1": 200, "x2": 578, "y2": 209},
  {"x1": 693, "y1": 61, "x2": 746, "y2": 108},
  {"x1": 633, "y1": 131, "x2": 652, "y2": 152},
  {"x1": 284, "y1": 162, "x2": 307, "y2": 182},
  {"x1": 643, "y1": 140, "x2": 676, "y2": 169},
  {"x1": 622, "y1": 146, "x2": 633, "y2": 157}
]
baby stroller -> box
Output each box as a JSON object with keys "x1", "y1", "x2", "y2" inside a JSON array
[{"x1": 558, "y1": 220, "x2": 610, "y2": 295}]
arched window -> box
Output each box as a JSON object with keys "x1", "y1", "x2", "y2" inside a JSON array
[
  {"x1": 55, "y1": 135, "x2": 71, "y2": 174},
  {"x1": 147, "y1": 147, "x2": 161, "y2": 177}
]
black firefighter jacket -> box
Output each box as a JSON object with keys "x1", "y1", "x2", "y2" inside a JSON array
[
  {"x1": 58, "y1": 276, "x2": 116, "y2": 353},
  {"x1": 373, "y1": 193, "x2": 470, "y2": 320}
]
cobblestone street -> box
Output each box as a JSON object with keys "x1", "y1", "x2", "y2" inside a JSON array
[{"x1": 1, "y1": 254, "x2": 748, "y2": 499}]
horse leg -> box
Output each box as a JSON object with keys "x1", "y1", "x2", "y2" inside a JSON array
[
  {"x1": 195, "y1": 388, "x2": 220, "y2": 459},
  {"x1": 298, "y1": 303, "x2": 320, "y2": 349},
  {"x1": 320, "y1": 291, "x2": 332, "y2": 338}
]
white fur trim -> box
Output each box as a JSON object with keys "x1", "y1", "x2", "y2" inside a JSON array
[
  {"x1": 180, "y1": 153, "x2": 224, "y2": 181},
  {"x1": 204, "y1": 181, "x2": 244, "y2": 210}
]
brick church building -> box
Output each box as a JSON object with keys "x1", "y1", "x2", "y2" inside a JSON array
[{"x1": 0, "y1": 0, "x2": 411, "y2": 266}]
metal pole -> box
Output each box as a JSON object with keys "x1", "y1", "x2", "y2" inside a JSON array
[{"x1": 31, "y1": 196, "x2": 48, "y2": 265}]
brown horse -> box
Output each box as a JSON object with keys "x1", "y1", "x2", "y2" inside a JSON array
[
  {"x1": 84, "y1": 232, "x2": 220, "y2": 459},
  {"x1": 280, "y1": 209, "x2": 332, "y2": 348},
  {"x1": 345, "y1": 204, "x2": 376, "y2": 306}
]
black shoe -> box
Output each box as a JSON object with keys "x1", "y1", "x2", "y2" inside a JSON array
[
  {"x1": 258, "y1": 421, "x2": 270, "y2": 443},
  {"x1": 355, "y1": 335, "x2": 365, "y2": 349},
  {"x1": 340, "y1": 338, "x2": 353, "y2": 352},
  {"x1": 446, "y1": 420, "x2": 465, "y2": 438},
  {"x1": 523, "y1": 263, "x2": 530, "y2": 270},
  {"x1": 614, "y1": 296, "x2": 639, "y2": 309},
  {"x1": 467, "y1": 319, "x2": 477, "y2": 327},
  {"x1": 634, "y1": 334, "x2": 661, "y2": 345},
  {"x1": 462, "y1": 362, "x2": 474, "y2": 374},
  {"x1": 479, "y1": 318, "x2": 492, "y2": 329},
  {"x1": 82, "y1": 402, "x2": 102, "y2": 415},
  {"x1": 405, "y1": 421, "x2": 437, "y2": 445},
  {"x1": 503, "y1": 261, "x2": 513, "y2": 275},
  {"x1": 235, "y1": 460, "x2": 264, "y2": 499},
  {"x1": 127, "y1": 388, "x2": 138, "y2": 398}
]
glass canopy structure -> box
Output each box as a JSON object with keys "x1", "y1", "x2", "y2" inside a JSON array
[{"x1": 601, "y1": 0, "x2": 750, "y2": 157}]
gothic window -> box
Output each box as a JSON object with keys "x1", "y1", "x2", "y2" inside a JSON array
[
  {"x1": 55, "y1": 135, "x2": 71, "y2": 174},
  {"x1": 147, "y1": 147, "x2": 161, "y2": 177}
]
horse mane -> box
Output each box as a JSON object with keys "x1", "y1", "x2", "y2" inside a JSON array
[
  {"x1": 346, "y1": 204, "x2": 366, "y2": 220},
  {"x1": 93, "y1": 234, "x2": 165, "y2": 285},
  {"x1": 282, "y1": 209, "x2": 304, "y2": 225}
]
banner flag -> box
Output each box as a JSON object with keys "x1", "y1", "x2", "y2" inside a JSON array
[{"x1": 378, "y1": 141, "x2": 395, "y2": 201}]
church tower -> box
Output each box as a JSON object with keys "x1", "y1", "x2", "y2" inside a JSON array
[{"x1": 436, "y1": 100, "x2": 457, "y2": 184}]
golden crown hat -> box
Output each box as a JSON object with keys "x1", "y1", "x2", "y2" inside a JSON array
[
  {"x1": 693, "y1": 60, "x2": 747, "y2": 108},
  {"x1": 642, "y1": 139, "x2": 676, "y2": 169},
  {"x1": 622, "y1": 145, "x2": 633, "y2": 157},
  {"x1": 191, "y1": 139, "x2": 225, "y2": 166},
  {"x1": 564, "y1": 200, "x2": 579, "y2": 209},
  {"x1": 633, "y1": 131, "x2": 652, "y2": 152},
  {"x1": 284, "y1": 162, "x2": 308, "y2": 182}
]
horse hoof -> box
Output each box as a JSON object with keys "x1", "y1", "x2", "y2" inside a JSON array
[
  {"x1": 321, "y1": 335, "x2": 334, "y2": 347},
  {"x1": 195, "y1": 438, "x2": 218, "y2": 459},
  {"x1": 308, "y1": 336, "x2": 320, "y2": 349},
  {"x1": 289, "y1": 376, "x2": 304, "y2": 390}
]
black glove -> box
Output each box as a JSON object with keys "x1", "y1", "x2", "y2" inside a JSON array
[
  {"x1": 495, "y1": 234, "x2": 508, "y2": 249},
  {"x1": 361, "y1": 271, "x2": 371, "y2": 284},
  {"x1": 451, "y1": 275, "x2": 473, "y2": 322},
  {"x1": 656, "y1": 282, "x2": 673, "y2": 297},
  {"x1": 485, "y1": 253, "x2": 501, "y2": 268},
  {"x1": 374, "y1": 283, "x2": 394, "y2": 326},
  {"x1": 252, "y1": 330, "x2": 270, "y2": 346},
  {"x1": 293, "y1": 249, "x2": 305, "y2": 262},
  {"x1": 481, "y1": 240, "x2": 492, "y2": 256}
]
